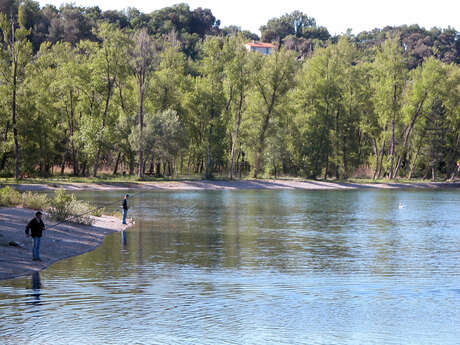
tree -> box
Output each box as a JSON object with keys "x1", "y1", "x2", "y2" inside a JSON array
[
  {"x1": 184, "y1": 36, "x2": 226, "y2": 179},
  {"x1": 129, "y1": 28, "x2": 159, "y2": 178},
  {"x1": 260, "y1": 11, "x2": 316, "y2": 43},
  {"x1": 222, "y1": 34, "x2": 251, "y2": 179},
  {"x1": 249, "y1": 47, "x2": 297, "y2": 178},
  {"x1": 292, "y1": 42, "x2": 342, "y2": 178},
  {"x1": 394, "y1": 57, "x2": 446, "y2": 178},
  {"x1": 371, "y1": 36, "x2": 407, "y2": 179},
  {"x1": 92, "y1": 23, "x2": 130, "y2": 177},
  {"x1": 140, "y1": 109, "x2": 187, "y2": 176},
  {"x1": 0, "y1": 9, "x2": 33, "y2": 178}
]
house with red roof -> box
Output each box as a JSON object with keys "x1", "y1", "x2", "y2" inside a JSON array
[{"x1": 245, "y1": 41, "x2": 274, "y2": 55}]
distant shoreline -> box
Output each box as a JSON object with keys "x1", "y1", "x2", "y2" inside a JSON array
[
  {"x1": 0, "y1": 207, "x2": 132, "y2": 281},
  {"x1": 7, "y1": 179, "x2": 460, "y2": 192}
]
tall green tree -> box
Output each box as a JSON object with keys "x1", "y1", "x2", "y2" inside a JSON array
[
  {"x1": 249, "y1": 47, "x2": 297, "y2": 178},
  {"x1": 395, "y1": 57, "x2": 446, "y2": 178},
  {"x1": 371, "y1": 36, "x2": 407, "y2": 179},
  {"x1": 184, "y1": 37, "x2": 226, "y2": 179},
  {"x1": 129, "y1": 28, "x2": 159, "y2": 178},
  {"x1": 92, "y1": 23, "x2": 130, "y2": 177},
  {"x1": 222, "y1": 34, "x2": 251, "y2": 179},
  {"x1": 292, "y1": 42, "x2": 343, "y2": 178},
  {"x1": 0, "y1": 9, "x2": 33, "y2": 178}
]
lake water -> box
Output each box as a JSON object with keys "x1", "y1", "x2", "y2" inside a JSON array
[{"x1": 1, "y1": 189, "x2": 460, "y2": 345}]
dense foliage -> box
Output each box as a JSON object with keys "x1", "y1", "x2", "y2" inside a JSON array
[{"x1": 1, "y1": 1, "x2": 459, "y2": 180}]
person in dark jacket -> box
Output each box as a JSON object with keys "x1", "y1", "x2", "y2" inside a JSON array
[
  {"x1": 25, "y1": 211, "x2": 46, "y2": 261},
  {"x1": 122, "y1": 194, "x2": 129, "y2": 225}
]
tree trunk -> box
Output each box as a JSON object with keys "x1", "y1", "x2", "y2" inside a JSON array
[
  {"x1": 230, "y1": 91, "x2": 243, "y2": 180},
  {"x1": 0, "y1": 152, "x2": 8, "y2": 171},
  {"x1": 253, "y1": 83, "x2": 277, "y2": 178},
  {"x1": 60, "y1": 157, "x2": 65, "y2": 175},
  {"x1": 67, "y1": 89, "x2": 79, "y2": 176},
  {"x1": 377, "y1": 138, "x2": 386, "y2": 179},
  {"x1": 1, "y1": 121, "x2": 9, "y2": 171},
  {"x1": 113, "y1": 151, "x2": 121, "y2": 175},
  {"x1": 335, "y1": 109, "x2": 340, "y2": 179},
  {"x1": 372, "y1": 138, "x2": 379, "y2": 180},
  {"x1": 389, "y1": 119, "x2": 395, "y2": 179},
  {"x1": 448, "y1": 133, "x2": 460, "y2": 181},
  {"x1": 128, "y1": 151, "x2": 135, "y2": 175},
  {"x1": 81, "y1": 161, "x2": 87, "y2": 177},
  {"x1": 254, "y1": 112, "x2": 272, "y2": 178},
  {"x1": 155, "y1": 159, "x2": 161, "y2": 177},
  {"x1": 323, "y1": 152, "x2": 329, "y2": 180},
  {"x1": 142, "y1": 158, "x2": 147, "y2": 176},
  {"x1": 205, "y1": 125, "x2": 213, "y2": 179},
  {"x1": 394, "y1": 91, "x2": 427, "y2": 178},
  {"x1": 93, "y1": 75, "x2": 114, "y2": 177},
  {"x1": 408, "y1": 140, "x2": 423, "y2": 179},
  {"x1": 138, "y1": 76, "x2": 145, "y2": 179},
  {"x1": 12, "y1": 57, "x2": 19, "y2": 179}
]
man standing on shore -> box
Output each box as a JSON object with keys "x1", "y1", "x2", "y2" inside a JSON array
[
  {"x1": 122, "y1": 194, "x2": 129, "y2": 225},
  {"x1": 25, "y1": 211, "x2": 46, "y2": 261}
]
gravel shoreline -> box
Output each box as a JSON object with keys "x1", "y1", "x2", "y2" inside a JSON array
[{"x1": 0, "y1": 207, "x2": 132, "y2": 281}]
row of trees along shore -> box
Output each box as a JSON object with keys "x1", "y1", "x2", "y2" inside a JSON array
[{"x1": 1, "y1": 1, "x2": 459, "y2": 181}]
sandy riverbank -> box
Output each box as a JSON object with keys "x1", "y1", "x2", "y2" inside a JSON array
[
  {"x1": 0, "y1": 207, "x2": 131, "y2": 281},
  {"x1": 7, "y1": 179, "x2": 460, "y2": 192}
]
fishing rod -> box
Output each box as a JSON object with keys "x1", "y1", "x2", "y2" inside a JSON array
[{"x1": 45, "y1": 190, "x2": 142, "y2": 231}]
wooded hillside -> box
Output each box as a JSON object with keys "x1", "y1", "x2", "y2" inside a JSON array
[{"x1": 1, "y1": 1, "x2": 459, "y2": 180}]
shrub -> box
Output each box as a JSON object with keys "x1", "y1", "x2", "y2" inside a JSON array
[
  {"x1": 47, "y1": 189, "x2": 74, "y2": 221},
  {"x1": 65, "y1": 199, "x2": 94, "y2": 226},
  {"x1": 21, "y1": 192, "x2": 50, "y2": 210},
  {"x1": 91, "y1": 206, "x2": 105, "y2": 217},
  {"x1": 47, "y1": 189, "x2": 96, "y2": 226},
  {"x1": 0, "y1": 186, "x2": 22, "y2": 206}
]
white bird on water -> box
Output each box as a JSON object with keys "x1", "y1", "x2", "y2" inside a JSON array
[{"x1": 398, "y1": 202, "x2": 404, "y2": 209}]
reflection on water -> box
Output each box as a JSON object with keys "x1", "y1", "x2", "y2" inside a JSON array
[
  {"x1": 26, "y1": 272, "x2": 41, "y2": 307},
  {"x1": 1, "y1": 189, "x2": 460, "y2": 345},
  {"x1": 121, "y1": 230, "x2": 127, "y2": 247}
]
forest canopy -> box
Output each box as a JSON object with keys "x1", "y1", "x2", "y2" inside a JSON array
[{"x1": 1, "y1": 1, "x2": 459, "y2": 181}]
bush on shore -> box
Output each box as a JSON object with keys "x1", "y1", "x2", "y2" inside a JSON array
[
  {"x1": 0, "y1": 186, "x2": 103, "y2": 226},
  {"x1": 22, "y1": 191, "x2": 50, "y2": 210},
  {"x1": 0, "y1": 186, "x2": 22, "y2": 206}
]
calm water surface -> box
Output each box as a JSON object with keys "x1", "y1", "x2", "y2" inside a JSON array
[{"x1": 1, "y1": 189, "x2": 459, "y2": 345}]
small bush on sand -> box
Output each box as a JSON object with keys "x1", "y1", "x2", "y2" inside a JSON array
[
  {"x1": 47, "y1": 189, "x2": 95, "y2": 226},
  {"x1": 0, "y1": 186, "x2": 22, "y2": 206},
  {"x1": 92, "y1": 206, "x2": 105, "y2": 217},
  {"x1": 21, "y1": 192, "x2": 50, "y2": 210},
  {"x1": 47, "y1": 189, "x2": 73, "y2": 221}
]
